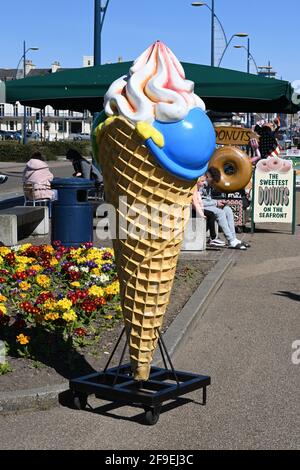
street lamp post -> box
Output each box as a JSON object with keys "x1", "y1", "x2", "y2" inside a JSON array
[
  {"x1": 19, "y1": 41, "x2": 39, "y2": 145},
  {"x1": 191, "y1": 2, "x2": 248, "y2": 67},
  {"x1": 234, "y1": 41, "x2": 259, "y2": 74},
  {"x1": 218, "y1": 32, "x2": 248, "y2": 67},
  {"x1": 234, "y1": 40, "x2": 259, "y2": 128},
  {"x1": 94, "y1": 0, "x2": 111, "y2": 66}
]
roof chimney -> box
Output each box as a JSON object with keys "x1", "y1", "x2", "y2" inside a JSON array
[
  {"x1": 25, "y1": 59, "x2": 35, "y2": 76},
  {"x1": 51, "y1": 61, "x2": 61, "y2": 73}
]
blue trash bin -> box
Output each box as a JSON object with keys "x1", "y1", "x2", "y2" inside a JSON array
[{"x1": 51, "y1": 178, "x2": 94, "y2": 247}]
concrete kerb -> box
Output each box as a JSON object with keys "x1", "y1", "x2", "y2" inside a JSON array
[{"x1": 0, "y1": 251, "x2": 234, "y2": 414}]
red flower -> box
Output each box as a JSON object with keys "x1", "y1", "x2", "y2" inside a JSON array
[
  {"x1": 20, "y1": 301, "x2": 41, "y2": 315},
  {"x1": 12, "y1": 272, "x2": 27, "y2": 281},
  {"x1": 94, "y1": 297, "x2": 107, "y2": 307},
  {"x1": 0, "y1": 269, "x2": 9, "y2": 275},
  {"x1": 81, "y1": 299, "x2": 97, "y2": 313},
  {"x1": 35, "y1": 292, "x2": 54, "y2": 304},
  {"x1": 5, "y1": 253, "x2": 15, "y2": 265},
  {"x1": 0, "y1": 277, "x2": 6, "y2": 283},
  {"x1": 74, "y1": 327, "x2": 87, "y2": 337}
]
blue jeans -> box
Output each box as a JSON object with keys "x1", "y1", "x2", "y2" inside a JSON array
[{"x1": 205, "y1": 205, "x2": 236, "y2": 243}]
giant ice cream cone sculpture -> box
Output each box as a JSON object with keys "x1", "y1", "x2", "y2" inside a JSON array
[{"x1": 94, "y1": 42, "x2": 216, "y2": 381}]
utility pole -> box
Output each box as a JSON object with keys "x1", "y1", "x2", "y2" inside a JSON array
[{"x1": 211, "y1": 0, "x2": 215, "y2": 66}]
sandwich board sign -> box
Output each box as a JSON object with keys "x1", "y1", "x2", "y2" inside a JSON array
[{"x1": 251, "y1": 160, "x2": 296, "y2": 234}]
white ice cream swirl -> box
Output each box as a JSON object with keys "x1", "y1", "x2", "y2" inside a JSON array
[{"x1": 104, "y1": 41, "x2": 205, "y2": 124}]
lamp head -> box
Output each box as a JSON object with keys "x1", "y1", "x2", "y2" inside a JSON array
[
  {"x1": 191, "y1": 2, "x2": 206, "y2": 6},
  {"x1": 234, "y1": 33, "x2": 248, "y2": 38}
]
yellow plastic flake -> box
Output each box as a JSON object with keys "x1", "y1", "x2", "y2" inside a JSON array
[
  {"x1": 95, "y1": 116, "x2": 117, "y2": 142},
  {"x1": 136, "y1": 121, "x2": 164, "y2": 148}
]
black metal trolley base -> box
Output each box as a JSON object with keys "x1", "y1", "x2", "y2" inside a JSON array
[{"x1": 69, "y1": 328, "x2": 211, "y2": 425}]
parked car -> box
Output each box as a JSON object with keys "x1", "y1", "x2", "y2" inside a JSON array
[
  {"x1": 73, "y1": 133, "x2": 91, "y2": 141},
  {"x1": 0, "y1": 130, "x2": 14, "y2": 140},
  {"x1": 0, "y1": 130, "x2": 22, "y2": 141},
  {"x1": 26, "y1": 131, "x2": 40, "y2": 141}
]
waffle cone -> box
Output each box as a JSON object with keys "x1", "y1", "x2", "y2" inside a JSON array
[{"x1": 96, "y1": 117, "x2": 196, "y2": 381}]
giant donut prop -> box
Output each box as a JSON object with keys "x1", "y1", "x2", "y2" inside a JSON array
[{"x1": 209, "y1": 146, "x2": 253, "y2": 193}]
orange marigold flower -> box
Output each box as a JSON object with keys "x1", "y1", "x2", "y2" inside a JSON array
[{"x1": 16, "y1": 334, "x2": 30, "y2": 346}]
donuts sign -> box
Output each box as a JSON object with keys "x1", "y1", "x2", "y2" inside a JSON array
[{"x1": 252, "y1": 158, "x2": 296, "y2": 233}]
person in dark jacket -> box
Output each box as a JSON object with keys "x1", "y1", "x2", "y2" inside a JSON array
[{"x1": 66, "y1": 149, "x2": 92, "y2": 179}]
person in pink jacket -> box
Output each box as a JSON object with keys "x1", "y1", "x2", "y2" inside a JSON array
[{"x1": 23, "y1": 152, "x2": 57, "y2": 201}]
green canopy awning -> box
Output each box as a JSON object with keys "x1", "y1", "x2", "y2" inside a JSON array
[{"x1": 4, "y1": 62, "x2": 299, "y2": 114}]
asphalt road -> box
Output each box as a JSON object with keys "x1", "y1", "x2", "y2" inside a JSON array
[{"x1": 0, "y1": 197, "x2": 299, "y2": 450}]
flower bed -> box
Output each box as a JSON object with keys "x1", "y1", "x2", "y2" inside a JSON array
[{"x1": 0, "y1": 242, "x2": 121, "y2": 362}]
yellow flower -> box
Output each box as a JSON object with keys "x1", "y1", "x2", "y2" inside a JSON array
[
  {"x1": 105, "y1": 281, "x2": 120, "y2": 296},
  {"x1": 19, "y1": 281, "x2": 31, "y2": 291},
  {"x1": 15, "y1": 256, "x2": 35, "y2": 265},
  {"x1": 0, "y1": 294, "x2": 7, "y2": 302},
  {"x1": 18, "y1": 244, "x2": 32, "y2": 253},
  {"x1": 31, "y1": 265, "x2": 43, "y2": 273},
  {"x1": 0, "y1": 247, "x2": 11, "y2": 256},
  {"x1": 56, "y1": 298, "x2": 73, "y2": 311},
  {"x1": 0, "y1": 304, "x2": 7, "y2": 315},
  {"x1": 104, "y1": 315, "x2": 113, "y2": 320},
  {"x1": 19, "y1": 293, "x2": 27, "y2": 299},
  {"x1": 0, "y1": 256, "x2": 3, "y2": 265},
  {"x1": 76, "y1": 257, "x2": 88, "y2": 265},
  {"x1": 43, "y1": 245, "x2": 55, "y2": 254},
  {"x1": 91, "y1": 268, "x2": 101, "y2": 276},
  {"x1": 62, "y1": 309, "x2": 77, "y2": 322},
  {"x1": 70, "y1": 281, "x2": 81, "y2": 288},
  {"x1": 36, "y1": 275, "x2": 51, "y2": 288},
  {"x1": 43, "y1": 299, "x2": 56, "y2": 311},
  {"x1": 45, "y1": 312, "x2": 60, "y2": 321},
  {"x1": 88, "y1": 285, "x2": 105, "y2": 297},
  {"x1": 16, "y1": 334, "x2": 30, "y2": 345},
  {"x1": 50, "y1": 258, "x2": 59, "y2": 267}
]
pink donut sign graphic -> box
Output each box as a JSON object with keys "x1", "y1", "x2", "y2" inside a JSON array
[{"x1": 256, "y1": 157, "x2": 292, "y2": 174}]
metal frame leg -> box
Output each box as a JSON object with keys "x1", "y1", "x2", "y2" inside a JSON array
[
  {"x1": 103, "y1": 327, "x2": 126, "y2": 373},
  {"x1": 158, "y1": 330, "x2": 180, "y2": 386}
]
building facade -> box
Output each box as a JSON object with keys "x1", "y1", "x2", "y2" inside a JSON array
[{"x1": 0, "y1": 59, "x2": 93, "y2": 141}]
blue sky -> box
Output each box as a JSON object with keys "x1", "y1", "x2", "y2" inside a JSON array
[{"x1": 1, "y1": 0, "x2": 299, "y2": 82}]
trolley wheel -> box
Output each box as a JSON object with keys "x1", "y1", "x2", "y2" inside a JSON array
[
  {"x1": 144, "y1": 406, "x2": 161, "y2": 426},
  {"x1": 73, "y1": 392, "x2": 88, "y2": 410}
]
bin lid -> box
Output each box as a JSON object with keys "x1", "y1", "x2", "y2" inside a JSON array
[{"x1": 51, "y1": 177, "x2": 94, "y2": 189}]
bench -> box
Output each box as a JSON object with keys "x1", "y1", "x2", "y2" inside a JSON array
[
  {"x1": 0, "y1": 206, "x2": 49, "y2": 246},
  {"x1": 182, "y1": 216, "x2": 207, "y2": 252}
]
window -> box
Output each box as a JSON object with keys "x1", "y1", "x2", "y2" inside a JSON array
[
  {"x1": 27, "y1": 107, "x2": 32, "y2": 117},
  {"x1": 69, "y1": 111, "x2": 73, "y2": 117},
  {"x1": 9, "y1": 121, "x2": 14, "y2": 130},
  {"x1": 13, "y1": 105, "x2": 18, "y2": 117},
  {"x1": 58, "y1": 121, "x2": 66, "y2": 133},
  {"x1": 54, "y1": 109, "x2": 59, "y2": 117},
  {"x1": 0, "y1": 105, "x2": 4, "y2": 117}
]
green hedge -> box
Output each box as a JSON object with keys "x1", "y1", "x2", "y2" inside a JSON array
[{"x1": 0, "y1": 141, "x2": 92, "y2": 162}]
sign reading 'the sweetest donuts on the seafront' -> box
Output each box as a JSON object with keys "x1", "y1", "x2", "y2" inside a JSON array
[{"x1": 252, "y1": 158, "x2": 296, "y2": 233}]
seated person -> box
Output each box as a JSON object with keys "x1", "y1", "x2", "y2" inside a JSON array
[
  {"x1": 200, "y1": 167, "x2": 249, "y2": 250},
  {"x1": 23, "y1": 152, "x2": 57, "y2": 201},
  {"x1": 192, "y1": 177, "x2": 225, "y2": 247}
]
